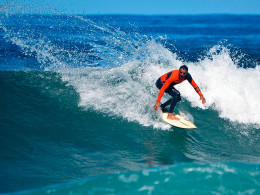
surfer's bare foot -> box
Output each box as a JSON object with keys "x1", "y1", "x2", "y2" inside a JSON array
[{"x1": 167, "y1": 113, "x2": 180, "y2": 120}]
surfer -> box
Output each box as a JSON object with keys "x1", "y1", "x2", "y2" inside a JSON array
[{"x1": 154, "y1": 65, "x2": 206, "y2": 120}]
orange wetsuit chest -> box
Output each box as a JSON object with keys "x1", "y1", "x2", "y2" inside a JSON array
[
  {"x1": 160, "y1": 70, "x2": 185, "y2": 85},
  {"x1": 156, "y1": 69, "x2": 203, "y2": 102}
]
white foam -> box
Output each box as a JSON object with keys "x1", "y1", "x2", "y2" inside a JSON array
[
  {"x1": 178, "y1": 45, "x2": 260, "y2": 125},
  {"x1": 59, "y1": 41, "x2": 183, "y2": 130},
  {"x1": 9, "y1": 35, "x2": 260, "y2": 129},
  {"x1": 63, "y1": 43, "x2": 260, "y2": 129}
]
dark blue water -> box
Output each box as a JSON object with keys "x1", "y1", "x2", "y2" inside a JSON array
[{"x1": 0, "y1": 6, "x2": 260, "y2": 194}]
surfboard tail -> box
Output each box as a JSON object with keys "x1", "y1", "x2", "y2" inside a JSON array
[{"x1": 175, "y1": 114, "x2": 197, "y2": 129}]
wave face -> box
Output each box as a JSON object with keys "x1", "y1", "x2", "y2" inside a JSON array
[{"x1": 0, "y1": 4, "x2": 260, "y2": 194}]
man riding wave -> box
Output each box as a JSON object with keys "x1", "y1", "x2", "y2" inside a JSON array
[{"x1": 154, "y1": 65, "x2": 206, "y2": 120}]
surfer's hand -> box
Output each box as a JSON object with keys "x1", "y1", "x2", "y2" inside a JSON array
[
  {"x1": 154, "y1": 102, "x2": 160, "y2": 110},
  {"x1": 200, "y1": 96, "x2": 206, "y2": 104}
]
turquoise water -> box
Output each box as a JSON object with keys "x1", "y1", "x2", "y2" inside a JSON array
[
  {"x1": 0, "y1": 4, "x2": 260, "y2": 194},
  {"x1": 18, "y1": 162, "x2": 260, "y2": 194}
]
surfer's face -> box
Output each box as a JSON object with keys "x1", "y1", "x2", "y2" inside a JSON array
[{"x1": 179, "y1": 68, "x2": 187, "y2": 78}]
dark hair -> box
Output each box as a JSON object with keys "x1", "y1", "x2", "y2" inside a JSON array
[{"x1": 180, "y1": 65, "x2": 188, "y2": 71}]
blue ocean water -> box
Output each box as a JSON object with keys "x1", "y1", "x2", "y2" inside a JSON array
[{"x1": 0, "y1": 3, "x2": 260, "y2": 194}]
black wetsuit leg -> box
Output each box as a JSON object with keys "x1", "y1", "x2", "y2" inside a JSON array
[{"x1": 156, "y1": 78, "x2": 181, "y2": 113}]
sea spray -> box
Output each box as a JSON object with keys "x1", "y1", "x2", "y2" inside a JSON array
[{"x1": 1, "y1": 12, "x2": 260, "y2": 128}]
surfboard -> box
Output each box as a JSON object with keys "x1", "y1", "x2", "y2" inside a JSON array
[{"x1": 157, "y1": 108, "x2": 197, "y2": 129}]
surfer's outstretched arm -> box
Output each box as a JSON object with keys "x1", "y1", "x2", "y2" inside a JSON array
[
  {"x1": 186, "y1": 73, "x2": 206, "y2": 104},
  {"x1": 154, "y1": 78, "x2": 172, "y2": 110}
]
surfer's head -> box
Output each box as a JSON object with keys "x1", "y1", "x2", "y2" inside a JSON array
[{"x1": 179, "y1": 65, "x2": 188, "y2": 78}]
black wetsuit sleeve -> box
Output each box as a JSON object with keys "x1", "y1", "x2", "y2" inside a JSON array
[
  {"x1": 166, "y1": 72, "x2": 172, "y2": 80},
  {"x1": 186, "y1": 73, "x2": 193, "y2": 83}
]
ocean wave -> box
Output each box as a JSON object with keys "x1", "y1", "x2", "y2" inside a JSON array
[
  {"x1": 15, "y1": 162, "x2": 260, "y2": 194},
  {"x1": 1, "y1": 10, "x2": 260, "y2": 193},
  {"x1": 1, "y1": 13, "x2": 260, "y2": 128}
]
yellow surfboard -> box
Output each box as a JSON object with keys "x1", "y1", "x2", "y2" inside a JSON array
[{"x1": 157, "y1": 108, "x2": 197, "y2": 129}]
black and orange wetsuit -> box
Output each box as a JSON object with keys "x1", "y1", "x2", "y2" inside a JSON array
[{"x1": 156, "y1": 69, "x2": 203, "y2": 113}]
